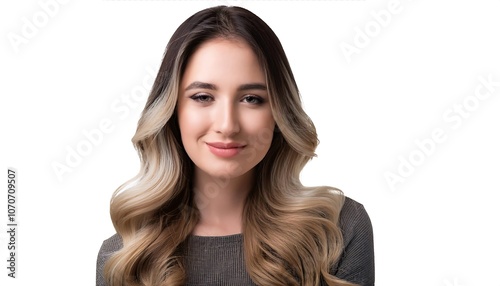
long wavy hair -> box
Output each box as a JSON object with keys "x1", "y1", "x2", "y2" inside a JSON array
[{"x1": 105, "y1": 6, "x2": 355, "y2": 286}]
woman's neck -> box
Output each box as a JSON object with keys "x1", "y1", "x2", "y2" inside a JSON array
[{"x1": 191, "y1": 168, "x2": 253, "y2": 236}]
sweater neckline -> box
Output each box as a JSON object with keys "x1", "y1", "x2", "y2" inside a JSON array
[{"x1": 189, "y1": 233, "x2": 243, "y2": 243}]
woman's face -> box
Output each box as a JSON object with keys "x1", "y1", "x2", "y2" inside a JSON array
[{"x1": 177, "y1": 38, "x2": 275, "y2": 180}]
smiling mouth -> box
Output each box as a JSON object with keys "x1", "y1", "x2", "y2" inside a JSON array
[
  {"x1": 206, "y1": 142, "x2": 246, "y2": 148},
  {"x1": 206, "y1": 142, "x2": 246, "y2": 158}
]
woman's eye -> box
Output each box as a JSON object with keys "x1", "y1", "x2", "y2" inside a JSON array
[
  {"x1": 242, "y1": 95, "x2": 263, "y2": 105},
  {"x1": 190, "y1": 94, "x2": 212, "y2": 103}
]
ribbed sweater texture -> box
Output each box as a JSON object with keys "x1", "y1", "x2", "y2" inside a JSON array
[{"x1": 96, "y1": 197, "x2": 374, "y2": 285}]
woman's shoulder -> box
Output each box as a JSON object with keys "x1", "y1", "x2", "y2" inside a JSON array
[
  {"x1": 340, "y1": 196, "x2": 369, "y2": 218},
  {"x1": 338, "y1": 196, "x2": 373, "y2": 241},
  {"x1": 95, "y1": 197, "x2": 371, "y2": 253},
  {"x1": 96, "y1": 233, "x2": 123, "y2": 285},
  {"x1": 99, "y1": 233, "x2": 123, "y2": 254},
  {"x1": 333, "y1": 196, "x2": 375, "y2": 285},
  {"x1": 97, "y1": 233, "x2": 123, "y2": 266}
]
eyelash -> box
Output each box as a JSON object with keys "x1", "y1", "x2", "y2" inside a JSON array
[
  {"x1": 242, "y1": 95, "x2": 264, "y2": 105},
  {"x1": 189, "y1": 94, "x2": 212, "y2": 103},
  {"x1": 189, "y1": 94, "x2": 264, "y2": 105}
]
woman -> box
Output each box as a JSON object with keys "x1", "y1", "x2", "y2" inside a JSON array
[{"x1": 97, "y1": 5, "x2": 374, "y2": 286}]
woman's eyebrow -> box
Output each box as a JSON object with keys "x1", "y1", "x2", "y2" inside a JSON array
[
  {"x1": 238, "y1": 83, "x2": 267, "y2": 91},
  {"x1": 184, "y1": 81, "x2": 267, "y2": 91},
  {"x1": 185, "y1": 81, "x2": 217, "y2": 91}
]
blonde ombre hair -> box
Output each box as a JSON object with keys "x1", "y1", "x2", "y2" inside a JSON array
[{"x1": 105, "y1": 6, "x2": 356, "y2": 286}]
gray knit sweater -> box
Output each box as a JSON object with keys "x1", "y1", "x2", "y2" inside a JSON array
[{"x1": 96, "y1": 197, "x2": 374, "y2": 285}]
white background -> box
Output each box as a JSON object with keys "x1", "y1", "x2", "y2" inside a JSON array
[{"x1": 1, "y1": 0, "x2": 500, "y2": 285}]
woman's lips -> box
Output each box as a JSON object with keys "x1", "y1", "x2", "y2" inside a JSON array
[{"x1": 206, "y1": 142, "x2": 246, "y2": 158}]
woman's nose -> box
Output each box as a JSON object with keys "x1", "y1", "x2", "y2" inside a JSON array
[{"x1": 214, "y1": 100, "x2": 240, "y2": 137}]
